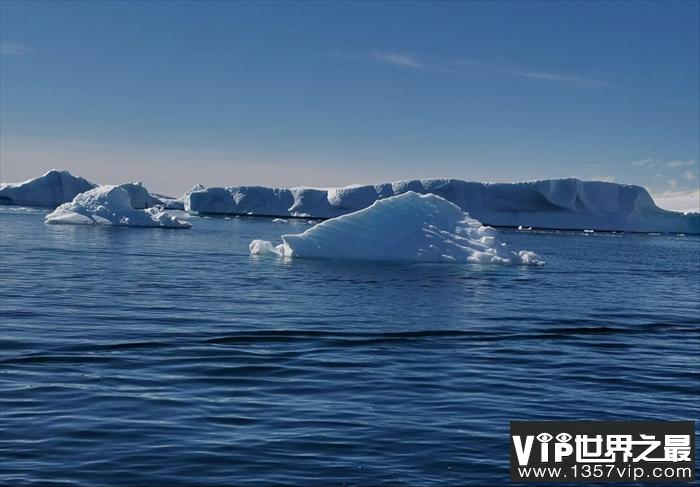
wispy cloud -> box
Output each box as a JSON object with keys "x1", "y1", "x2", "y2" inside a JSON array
[
  {"x1": 330, "y1": 51, "x2": 608, "y2": 85},
  {"x1": 631, "y1": 158, "x2": 696, "y2": 170},
  {"x1": 632, "y1": 159, "x2": 658, "y2": 167},
  {"x1": 668, "y1": 179, "x2": 677, "y2": 188},
  {"x1": 666, "y1": 160, "x2": 695, "y2": 168},
  {"x1": 510, "y1": 70, "x2": 608, "y2": 86},
  {"x1": 371, "y1": 51, "x2": 427, "y2": 70},
  {"x1": 452, "y1": 58, "x2": 609, "y2": 86},
  {"x1": 0, "y1": 42, "x2": 32, "y2": 56},
  {"x1": 683, "y1": 171, "x2": 696, "y2": 179}
]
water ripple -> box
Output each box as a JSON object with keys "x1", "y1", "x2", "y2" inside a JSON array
[{"x1": 1, "y1": 208, "x2": 699, "y2": 485}]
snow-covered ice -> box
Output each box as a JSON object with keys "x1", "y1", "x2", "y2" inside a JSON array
[
  {"x1": 5, "y1": 169, "x2": 698, "y2": 233},
  {"x1": 161, "y1": 184, "x2": 206, "y2": 210},
  {"x1": 190, "y1": 178, "x2": 700, "y2": 234},
  {"x1": 0, "y1": 170, "x2": 170, "y2": 211},
  {"x1": 250, "y1": 191, "x2": 543, "y2": 265},
  {"x1": 117, "y1": 182, "x2": 163, "y2": 209},
  {"x1": 45, "y1": 186, "x2": 191, "y2": 228},
  {"x1": 0, "y1": 169, "x2": 97, "y2": 207}
]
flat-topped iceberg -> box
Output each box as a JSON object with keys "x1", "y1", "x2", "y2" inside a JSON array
[
  {"x1": 45, "y1": 186, "x2": 191, "y2": 228},
  {"x1": 5, "y1": 169, "x2": 698, "y2": 233},
  {"x1": 0, "y1": 169, "x2": 97, "y2": 207},
  {"x1": 189, "y1": 178, "x2": 700, "y2": 234},
  {"x1": 250, "y1": 191, "x2": 543, "y2": 265}
]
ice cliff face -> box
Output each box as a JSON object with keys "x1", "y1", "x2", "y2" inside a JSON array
[
  {"x1": 156, "y1": 184, "x2": 206, "y2": 210},
  {"x1": 117, "y1": 182, "x2": 163, "y2": 209},
  {"x1": 188, "y1": 178, "x2": 699, "y2": 234},
  {"x1": 250, "y1": 191, "x2": 544, "y2": 264},
  {"x1": 0, "y1": 170, "x2": 97, "y2": 207}
]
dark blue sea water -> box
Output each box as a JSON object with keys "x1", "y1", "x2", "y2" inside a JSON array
[{"x1": 1, "y1": 206, "x2": 698, "y2": 486}]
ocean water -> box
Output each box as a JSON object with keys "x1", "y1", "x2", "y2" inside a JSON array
[{"x1": 1, "y1": 206, "x2": 698, "y2": 486}]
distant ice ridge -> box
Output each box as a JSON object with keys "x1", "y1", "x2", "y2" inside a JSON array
[
  {"x1": 250, "y1": 192, "x2": 543, "y2": 265},
  {"x1": 5, "y1": 170, "x2": 699, "y2": 234},
  {"x1": 157, "y1": 184, "x2": 205, "y2": 210},
  {"x1": 45, "y1": 186, "x2": 191, "y2": 228},
  {"x1": 0, "y1": 169, "x2": 97, "y2": 207},
  {"x1": 188, "y1": 178, "x2": 700, "y2": 234},
  {"x1": 0, "y1": 170, "x2": 168, "y2": 211}
]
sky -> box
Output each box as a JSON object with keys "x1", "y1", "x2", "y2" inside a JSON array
[{"x1": 1, "y1": 1, "x2": 699, "y2": 199}]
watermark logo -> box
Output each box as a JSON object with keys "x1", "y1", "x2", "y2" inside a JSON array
[{"x1": 510, "y1": 421, "x2": 695, "y2": 482}]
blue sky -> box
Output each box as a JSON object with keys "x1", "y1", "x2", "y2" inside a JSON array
[{"x1": 1, "y1": 1, "x2": 698, "y2": 197}]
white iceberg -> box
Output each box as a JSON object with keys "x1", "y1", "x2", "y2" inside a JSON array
[
  {"x1": 250, "y1": 191, "x2": 543, "y2": 265},
  {"x1": 0, "y1": 169, "x2": 97, "y2": 207},
  {"x1": 117, "y1": 182, "x2": 163, "y2": 209},
  {"x1": 0, "y1": 170, "x2": 170, "y2": 212},
  {"x1": 189, "y1": 178, "x2": 700, "y2": 234},
  {"x1": 160, "y1": 184, "x2": 206, "y2": 210},
  {"x1": 45, "y1": 186, "x2": 191, "y2": 228}
]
